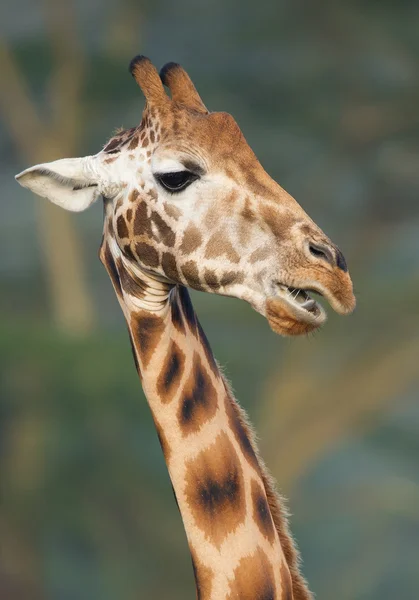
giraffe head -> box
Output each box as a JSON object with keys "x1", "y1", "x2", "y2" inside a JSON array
[{"x1": 16, "y1": 56, "x2": 355, "y2": 336}]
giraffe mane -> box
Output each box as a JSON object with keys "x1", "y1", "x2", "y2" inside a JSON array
[{"x1": 223, "y1": 377, "x2": 311, "y2": 600}]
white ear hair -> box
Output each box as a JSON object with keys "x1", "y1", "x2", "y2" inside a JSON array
[{"x1": 15, "y1": 156, "x2": 101, "y2": 212}]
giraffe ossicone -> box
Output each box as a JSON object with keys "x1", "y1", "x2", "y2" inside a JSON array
[{"x1": 16, "y1": 55, "x2": 355, "y2": 599}]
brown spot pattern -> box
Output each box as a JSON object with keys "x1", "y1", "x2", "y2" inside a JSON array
[
  {"x1": 101, "y1": 244, "x2": 122, "y2": 298},
  {"x1": 130, "y1": 311, "x2": 165, "y2": 368},
  {"x1": 185, "y1": 431, "x2": 246, "y2": 547},
  {"x1": 220, "y1": 271, "x2": 245, "y2": 287},
  {"x1": 250, "y1": 246, "x2": 271, "y2": 263},
  {"x1": 204, "y1": 269, "x2": 218, "y2": 290},
  {"x1": 245, "y1": 168, "x2": 276, "y2": 199},
  {"x1": 227, "y1": 547, "x2": 277, "y2": 600},
  {"x1": 135, "y1": 242, "x2": 159, "y2": 268},
  {"x1": 157, "y1": 340, "x2": 185, "y2": 404},
  {"x1": 226, "y1": 189, "x2": 239, "y2": 204},
  {"x1": 181, "y1": 260, "x2": 201, "y2": 288},
  {"x1": 148, "y1": 187, "x2": 158, "y2": 202},
  {"x1": 161, "y1": 252, "x2": 179, "y2": 281},
  {"x1": 178, "y1": 286, "x2": 197, "y2": 333},
  {"x1": 151, "y1": 211, "x2": 176, "y2": 246},
  {"x1": 251, "y1": 479, "x2": 275, "y2": 544},
  {"x1": 103, "y1": 136, "x2": 122, "y2": 153},
  {"x1": 280, "y1": 562, "x2": 294, "y2": 600},
  {"x1": 116, "y1": 215, "x2": 129, "y2": 239},
  {"x1": 178, "y1": 353, "x2": 217, "y2": 436},
  {"x1": 123, "y1": 243, "x2": 135, "y2": 260},
  {"x1": 241, "y1": 197, "x2": 255, "y2": 222},
  {"x1": 180, "y1": 224, "x2": 202, "y2": 254},
  {"x1": 196, "y1": 320, "x2": 218, "y2": 377},
  {"x1": 261, "y1": 205, "x2": 294, "y2": 241},
  {"x1": 116, "y1": 258, "x2": 145, "y2": 299},
  {"x1": 154, "y1": 418, "x2": 171, "y2": 462},
  {"x1": 128, "y1": 134, "x2": 139, "y2": 150},
  {"x1": 170, "y1": 293, "x2": 186, "y2": 333},
  {"x1": 163, "y1": 202, "x2": 182, "y2": 220},
  {"x1": 134, "y1": 201, "x2": 152, "y2": 238},
  {"x1": 205, "y1": 230, "x2": 241, "y2": 263},
  {"x1": 224, "y1": 389, "x2": 260, "y2": 472},
  {"x1": 129, "y1": 189, "x2": 140, "y2": 203},
  {"x1": 127, "y1": 330, "x2": 141, "y2": 378},
  {"x1": 191, "y1": 546, "x2": 214, "y2": 600}
]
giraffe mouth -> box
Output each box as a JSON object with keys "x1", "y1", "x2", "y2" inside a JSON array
[
  {"x1": 265, "y1": 283, "x2": 328, "y2": 336},
  {"x1": 275, "y1": 284, "x2": 325, "y2": 321}
]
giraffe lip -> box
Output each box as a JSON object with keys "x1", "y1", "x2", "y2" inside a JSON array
[{"x1": 273, "y1": 283, "x2": 327, "y2": 324}]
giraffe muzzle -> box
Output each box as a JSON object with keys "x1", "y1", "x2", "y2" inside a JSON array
[{"x1": 265, "y1": 272, "x2": 356, "y2": 336}]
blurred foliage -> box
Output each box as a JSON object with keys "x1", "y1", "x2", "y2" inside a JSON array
[{"x1": 1, "y1": 0, "x2": 419, "y2": 599}]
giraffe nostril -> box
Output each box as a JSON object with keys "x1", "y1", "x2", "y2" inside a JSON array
[
  {"x1": 336, "y1": 248, "x2": 348, "y2": 272},
  {"x1": 308, "y1": 242, "x2": 334, "y2": 265}
]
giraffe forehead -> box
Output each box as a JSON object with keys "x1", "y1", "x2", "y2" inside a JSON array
[
  {"x1": 154, "y1": 108, "x2": 253, "y2": 166},
  {"x1": 151, "y1": 156, "x2": 187, "y2": 173}
]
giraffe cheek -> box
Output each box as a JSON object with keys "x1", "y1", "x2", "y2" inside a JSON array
[{"x1": 180, "y1": 224, "x2": 203, "y2": 254}]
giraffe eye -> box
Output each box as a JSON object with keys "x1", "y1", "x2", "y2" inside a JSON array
[{"x1": 155, "y1": 171, "x2": 199, "y2": 193}]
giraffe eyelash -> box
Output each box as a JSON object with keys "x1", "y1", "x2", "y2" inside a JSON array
[{"x1": 155, "y1": 171, "x2": 199, "y2": 193}]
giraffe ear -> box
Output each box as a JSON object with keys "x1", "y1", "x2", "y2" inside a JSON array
[{"x1": 15, "y1": 157, "x2": 100, "y2": 212}]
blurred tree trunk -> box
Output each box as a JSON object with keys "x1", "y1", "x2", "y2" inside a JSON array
[
  {"x1": 0, "y1": 3, "x2": 93, "y2": 335},
  {"x1": 0, "y1": 1, "x2": 144, "y2": 335}
]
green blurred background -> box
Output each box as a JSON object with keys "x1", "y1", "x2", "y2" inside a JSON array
[{"x1": 1, "y1": 1, "x2": 418, "y2": 598}]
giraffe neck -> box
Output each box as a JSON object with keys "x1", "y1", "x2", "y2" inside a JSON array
[{"x1": 100, "y1": 230, "x2": 311, "y2": 600}]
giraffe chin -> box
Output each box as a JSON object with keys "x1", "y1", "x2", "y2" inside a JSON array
[{"x1": 265, "y1": 295, "x2": 327, "y2": 337}]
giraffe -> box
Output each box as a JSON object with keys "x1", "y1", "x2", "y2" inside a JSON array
[{"x1": 16, "y1": 56, "x2": 355, "y2": 599}]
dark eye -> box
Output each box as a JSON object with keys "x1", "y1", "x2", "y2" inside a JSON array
[{"x1": 155, "y1": 171, "x2": 198, "y2": 193}]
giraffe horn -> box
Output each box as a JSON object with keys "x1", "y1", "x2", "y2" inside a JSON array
[
  {"x1": 129, "y1": 55, "x2": 169, "y2": 106},
  {"x1": 160, "y1": 62, "x2": 208, "y2": 114}
]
